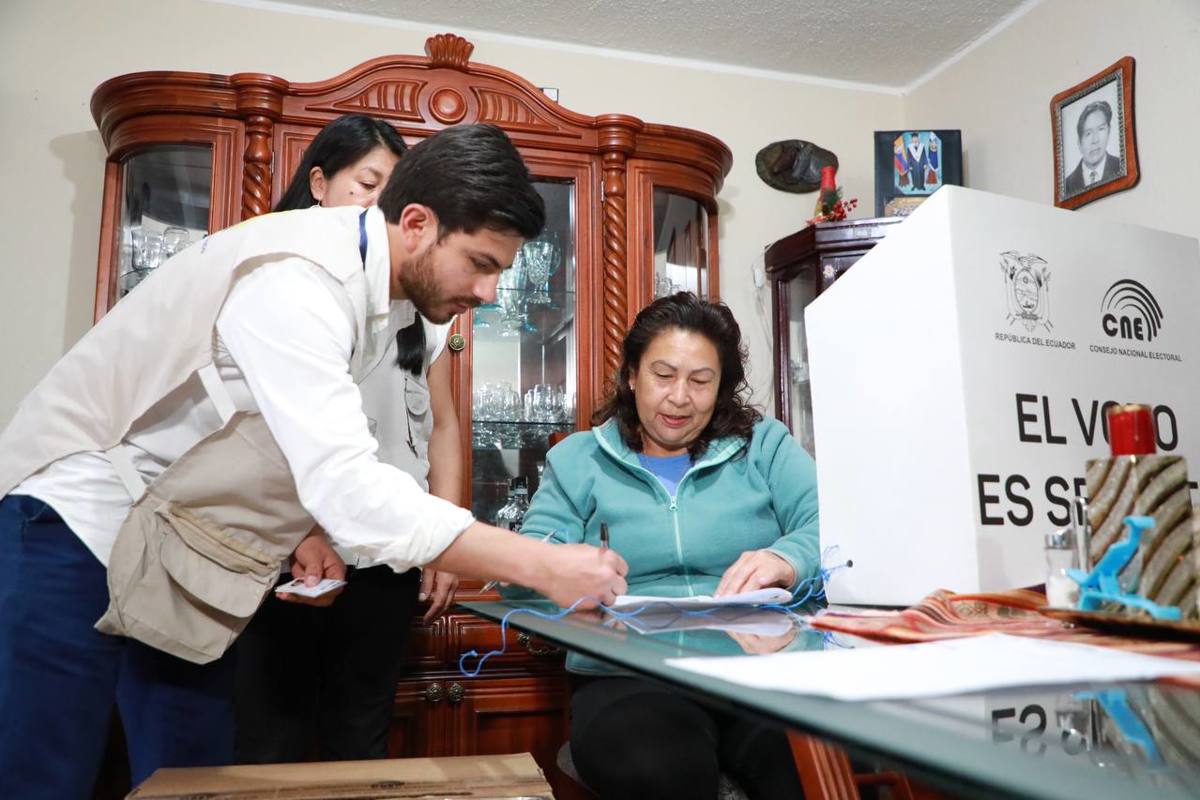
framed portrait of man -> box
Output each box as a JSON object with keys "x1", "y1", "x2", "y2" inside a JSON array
[{"x1": 1051, "y1": 56, "x2": 1139, "y2": 209}]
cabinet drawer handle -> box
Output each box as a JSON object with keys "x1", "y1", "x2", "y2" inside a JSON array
[
  {"x1": 447, "y1": 681, "x2": 465, "y2": 704},
  {"x1": 517, "y1": 632, "x2": 561, "y2": 656},
  {"x1": 425, "y1": 682, "x2": 445, "y2": 703}
]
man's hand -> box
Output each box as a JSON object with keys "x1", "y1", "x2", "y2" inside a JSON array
[
  {"x1": 429, "y1": 523, "x2": 627, "y2": 609},
  {"x1": 536, "y1": 544, "x2": 628, "y2": 609},
  {"x1": 420, "y1": 569, "x2": 460, "y2": 623},
  {"x1": 714, "y1": 550, "x2": 796, "y2": 598},
  {"x1": 278, "y1": 527, "x2": 346, "y2": 607}
]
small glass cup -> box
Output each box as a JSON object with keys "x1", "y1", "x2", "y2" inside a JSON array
[
  {"x1": 161, "y1": 226, "x2": 190, "y2": 258},
  {"x1": 142, "y1": 234, "x2": 164, "y2": 271},
  {"x1": 129, "y1": 226, "x2": 146, "y2": 269}
]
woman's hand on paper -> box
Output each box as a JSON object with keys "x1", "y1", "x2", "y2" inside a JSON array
[
  {"x1": 279, "y1": 526, "x2": 346, "y2": 607},
  {"x1": 714, "y1": 550, "x2": 796, "y2": 598}
]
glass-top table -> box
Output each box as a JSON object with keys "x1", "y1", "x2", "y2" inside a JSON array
[{"x1": 460, "y1": 599, "x2": 1200, "y2": 799}]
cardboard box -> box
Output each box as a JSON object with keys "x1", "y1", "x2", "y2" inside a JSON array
[
  {"x1": 128, "y1": 753, "x2": 554, "y2": 799},
  {"x1": 806, "y1": 186, "x2": 1200, "y2": 604}
]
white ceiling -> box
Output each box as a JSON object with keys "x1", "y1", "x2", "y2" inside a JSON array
[{"x1": 267, "y1": 0, "x2": 1036, "y2": 91}]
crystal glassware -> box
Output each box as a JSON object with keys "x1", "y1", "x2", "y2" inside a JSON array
[
  {"x1": 523, "y1": 233, "x2": 561, "y2": 305},
  {"x1": 161, "y1": 226, "x2": 190, "y2": 258}
]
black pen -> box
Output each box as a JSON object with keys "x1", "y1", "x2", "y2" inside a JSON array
[{"x1": 599, "y1": 522, "x2": 610, "y2": 550}]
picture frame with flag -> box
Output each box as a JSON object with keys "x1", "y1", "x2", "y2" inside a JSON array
[{"x1": 873, "y1": 129, "x2": 962, "y2": 217}]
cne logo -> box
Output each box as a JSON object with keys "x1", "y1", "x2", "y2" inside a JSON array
[{"x1": 1101, "y1": 279, "x2": 1163, "y2": 342}]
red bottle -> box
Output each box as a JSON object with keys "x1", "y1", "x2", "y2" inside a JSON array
[
  {"x1": 1106, "y1": 403, "x2": 1156, "y2": 456},
  {"x1": 815, "y1": 165, "x2": 839, "y2": 219}
]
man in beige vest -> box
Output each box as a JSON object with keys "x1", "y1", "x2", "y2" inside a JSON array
[{"x1": 0, "y1": 124, "x2": 627, "y2": 798}]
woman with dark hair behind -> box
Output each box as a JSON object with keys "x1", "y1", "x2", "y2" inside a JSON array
[
  {"x1": 513, "y1": 292, "x2": 818, "y2": 799},
  {"x1": 235, "y1": 113, "x2": 464, "y2": 762}
]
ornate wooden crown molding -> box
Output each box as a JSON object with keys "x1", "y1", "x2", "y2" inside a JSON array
[
  {"x1": 90, "y1": 33, "x2": 732, "y2": 186},
  {"x1": 425, "y1": 32, "x2": 474, "y2": 70}
]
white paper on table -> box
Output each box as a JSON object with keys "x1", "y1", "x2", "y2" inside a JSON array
[
  {"x1": 615, "y1": 606, "x2": 797, "y2": 636},
  {"x1": 610, "y1": 587, "x2": 793, "y2": 612},
  {"x1": 665, "y1": 633, "x2": 1200, "y2": 701}
]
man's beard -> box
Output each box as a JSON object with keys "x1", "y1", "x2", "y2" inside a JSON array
[{"x1": 398, "y1": 249, "x2": 476, "y2": 324}]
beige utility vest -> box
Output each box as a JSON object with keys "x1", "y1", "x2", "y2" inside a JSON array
[{"x1": 0, "y1": 206, "x2": 373, "y2": 664}]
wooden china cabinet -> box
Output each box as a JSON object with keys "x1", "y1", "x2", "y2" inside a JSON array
[{"x1": 89, "y1": 32, "x2": 731, "y2": 787}]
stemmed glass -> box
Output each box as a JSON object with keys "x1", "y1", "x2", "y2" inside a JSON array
[
  {"x1": 523, "y1": 233, "x2": 561, "y2": 305},
  {"x1": 495, "y1": 251, "x2": 526, "y2": 337}
]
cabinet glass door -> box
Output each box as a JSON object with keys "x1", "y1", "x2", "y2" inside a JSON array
[
  {"x1": 786, "y1": 274, "x2": 818, "y2": 457},
  {"x1": 651, "y1": 189, "x2": 709, "y2": 299},
  {"x1": 470, "y1": 179, "x2": 577, "y2": 524},
  {"x1": 117, "y1": 145, "x2": 211, "y2": 298}
]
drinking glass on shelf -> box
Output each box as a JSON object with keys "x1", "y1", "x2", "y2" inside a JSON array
[
  {"x1": 528, "y1": 384, "x2": 557, "y2": 422},
  {"x1": 142, "y1": 234, "x2": 164, "y2": 271},
  {"x1": 161, "y1": 226, "x2": 190, "y2": 258},
  {"x1": 476, "y1": 383, "x2": 502, "y2": 421},
  {"x1": 523, "y1": 233, "x2": 561, "y2": 306},
  {"x1": 496, "y1": 252, "x2": 527, "y2": 337},
  {"x1": 129, "y1": 226, "x2": 146, "y2": 269},
  {"x1": 562, "y1": 390, "x2": 576, "y2": 423},
  {"x1": 498, "y1": 382, "x2": 520, "y2": 421},
  {"x1": 496, "y1": 289, "x2": 523, "y2": 338}
]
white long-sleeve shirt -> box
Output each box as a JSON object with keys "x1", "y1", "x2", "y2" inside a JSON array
[{"x1": 17, "y1": 207, "x2": 473, "y2": 570}]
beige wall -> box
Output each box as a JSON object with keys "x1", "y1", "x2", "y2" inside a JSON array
[
  {"x1": 0, "y1": 0, "x2": 902, "y2": 425},
  {"x1": 903, "y1": 0, "x2": 1200, "y2": 243},
  {"x1": 11, "y1": 0, "x2": 1190, "y2": 429}
]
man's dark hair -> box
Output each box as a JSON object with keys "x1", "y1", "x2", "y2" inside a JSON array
[
  {"x1": 274, "y1": 114, "x2": 407, "y2": 212},
  {"x1": 1076, "y1": 100, "x2": 1113, "y2": 140},
  {"x1": 378, "y1": 124, "x2": 545, "y2": 239},
  {"x1": 592, "y1": 292, "x2": 761, "y2": 459}
]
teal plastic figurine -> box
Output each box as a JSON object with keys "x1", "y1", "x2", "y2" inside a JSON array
[{"x1": 1066, "y1": 515, "x2": 1182, "y2": 621}]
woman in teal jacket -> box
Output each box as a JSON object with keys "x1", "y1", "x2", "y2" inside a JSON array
[{"x1": 517, "y1": 292, "x2": 816, "y2": 800}]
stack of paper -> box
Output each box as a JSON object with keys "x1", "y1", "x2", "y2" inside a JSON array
[
  {"x1": 665, "y1": 634, "x2": 1200, "y2": 701},
  {"x1": 610, "y1": 587, "x2": 793, "y2": 612}
]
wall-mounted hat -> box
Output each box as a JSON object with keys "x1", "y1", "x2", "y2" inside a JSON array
[{"x1": 756, "y1": 140, "x2": 839, "y2": 194}]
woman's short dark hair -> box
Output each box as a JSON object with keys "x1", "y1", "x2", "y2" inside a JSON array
[
  {"x1": 593, "y1": 292, "x2": 761, "y2": 458},
  {"x1": 378, "y1": 123, "x2": 544, "y2": 239},
  {"x1": 274, "y1": 114, "x2": 407, "y2": 212}
]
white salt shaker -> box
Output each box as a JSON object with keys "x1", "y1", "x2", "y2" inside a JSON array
[{"x1": 1044, "y1": 527, "x2": 1080, "y2": 608}]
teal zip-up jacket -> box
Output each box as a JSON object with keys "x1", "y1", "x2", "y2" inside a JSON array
[{"x1": 510, "y1": 416, "x2": 820, "y2": 673}]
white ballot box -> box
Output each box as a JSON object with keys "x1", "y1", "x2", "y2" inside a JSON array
[{"x1": 806, "y1": 186, "x2": 1200, "y2": 604}]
